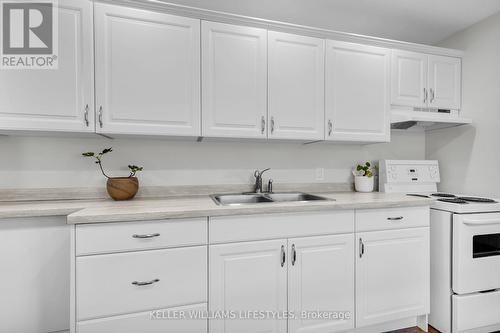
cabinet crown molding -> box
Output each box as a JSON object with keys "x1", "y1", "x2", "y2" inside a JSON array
[{"x1": 99, "y1": 0, "x2": 463, "y2": 58}]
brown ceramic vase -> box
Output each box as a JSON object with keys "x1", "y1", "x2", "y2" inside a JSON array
[{"x1": 106, "y1": 177, "x2": 139, "y2": 201}]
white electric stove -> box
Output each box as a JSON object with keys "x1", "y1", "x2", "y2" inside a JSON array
[
  {"x1": 426, "y1": 193, "x2": 500, "y2": 214},
  {"x1": 380, "y1": 160, "x2": 500, "y2": 333}
]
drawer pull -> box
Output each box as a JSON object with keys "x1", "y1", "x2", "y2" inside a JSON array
[
  {"x1": 132, "y1": 233, "x2": 160, "y2": 239},
  {"x1": 132, "y1": 279, "x2": 160, "y2": 286},
  {"x1": 387, "y1": 216, "x2": 404, "y2": 221}
]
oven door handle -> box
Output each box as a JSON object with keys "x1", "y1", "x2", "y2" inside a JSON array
[{"x1": 463, "y1": 219, "x2": 500, "y2": 226}]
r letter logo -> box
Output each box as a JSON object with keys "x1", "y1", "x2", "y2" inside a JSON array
[{"x1": 1, "y1": 0, "x2": 58, "y2": 69}]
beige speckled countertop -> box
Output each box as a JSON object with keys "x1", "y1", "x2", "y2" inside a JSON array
[{"x1": 0, "y1": 192, "x2": 432, "y2": 224}]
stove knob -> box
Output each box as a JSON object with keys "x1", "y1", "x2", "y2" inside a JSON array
[{"x1": 429, "y1": 166, "x2": 439, "y2": 179}]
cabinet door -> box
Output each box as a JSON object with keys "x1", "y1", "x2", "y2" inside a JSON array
[
  {"x1": 391, "y1": 50, "x2": 428, "y2": 107},
  {"x1": 0, "y1": 217, "x2": 70, "y2": 333},
  {"x1": 209, "y1": 240, "x2": 287, "y2": 333},
  {"x1": 268, "y1": 31, "x2": 325, "y2": 140},
  {"x1": 95, "y1": 3, "x2": 200, "y2": 136},
  {"x1": 202, "y1": 21, "x2": 267, "y2": 139},
  {"x1": 356, "y1": 228, "x2": 430, "y2": 327},
  {"x1": 428, "y1": 55, "x2": 461, "y2": 110},
  {"x1": 0, "y1": 0, "x2": 93, "y2": 133},
  {"x1": 326, "y1": 41, "x2": 390, "y2": 142},
  {"x1": 288, "y1": 234, "x2": 355, "y2": 333}
]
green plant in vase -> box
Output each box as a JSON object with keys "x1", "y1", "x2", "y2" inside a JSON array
[
  {"x1": 356, "y1": 162, "x2": 374, "y2": 178},
  {"x1": 353, "y1": 161, "x2": 375, "y2": 193},
  {"x1": 82, "y1": 148, "x2": 143, "y2": 200}
]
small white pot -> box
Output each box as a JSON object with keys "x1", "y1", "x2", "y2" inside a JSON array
[{"x1": 354, "y1": 176, "x2": 374, "y2": 193}]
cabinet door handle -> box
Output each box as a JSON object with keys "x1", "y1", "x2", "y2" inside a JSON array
[
  {"x1": 98, "y1": 106, "x2": 103, "y2": 128},
  {"x1": 328, "y1": 120, "x2": 333, "y2": 136},
  {"x1": 423, "y1": 88, "x2": 428, "y2": 103},
  {"x1": 261, "y1": 116, "x2": 266, "y2": 134},
  {"x1": 132, "y1": 233, "x2": 160, "y2": 239},
  {"x1": 84, "y1": 104, "x2": 89, "y2": 127},
  {"x1": 132, "y1": 278, "x2": 160, "y2": 286},
  {"x1": 280, "y1": 245, "x2": 286, "y2": 267},
  {"x1": 387, "y1": 216, "x2": 404, "y2": 221},
  {"x1": 291, "y1": 244, "x2": 296, "y2": 266},
  {"x1": 430, "y1": 88, "x2": 435, "y2": 103},
  {"x1": 271, "y1": 117, "x2": 275, "y2": 134},
  {"x1": 359, "y1": 238, "x2": 365, "y2": 258}
]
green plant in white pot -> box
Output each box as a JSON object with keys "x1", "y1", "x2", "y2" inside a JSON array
[{"x1": 353, "y1": 162, "x2": 375, "y2": 192}]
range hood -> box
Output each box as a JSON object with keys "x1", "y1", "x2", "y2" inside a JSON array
[{"x1": 391, "y1": 109, "x2": 472, "y2": 131}]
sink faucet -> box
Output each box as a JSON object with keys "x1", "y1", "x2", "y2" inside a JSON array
[{"x1": 253, "y1": 168, "x2": 271, "y2": 193}]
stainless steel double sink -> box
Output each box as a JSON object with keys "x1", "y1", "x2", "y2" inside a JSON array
[{"x1": 210, "y1": 192, "x2": 333, "y2": 206}]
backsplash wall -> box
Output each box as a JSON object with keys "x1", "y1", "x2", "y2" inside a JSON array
[{"x1": 0, "y1": 131, "x2": 424, "y2": 189}]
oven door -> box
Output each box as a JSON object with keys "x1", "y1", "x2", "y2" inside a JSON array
[{"x1": 453, "y1": 212, "x2": 500, "y2": 294}]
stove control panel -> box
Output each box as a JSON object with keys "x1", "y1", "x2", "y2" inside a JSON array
[{"x1": 379, "y1": 160, "x2": 440, "y2": 193}]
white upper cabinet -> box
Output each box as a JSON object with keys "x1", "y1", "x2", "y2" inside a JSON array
[
  {"x1": 326, "y1": 41, "x2": 390, "y2": 142},
  {"x1": 202, "y1": 21, "x2": 268, "y2": 139},
  {"x1": 391, "y1": 50, "x2": 461, "y2": 110},
  {"x1": 0, "y1": 0, "x2": 462, "y2": 141},
  {"x1": 268, "y1": 32, "x2": 325, "y2": 140},
  {"x1": 0, "y1": 0, "x2": 93, "y2": 133},
  {"x1": 288, "y1": 234, "x2": 355, "y2": 333},
  {"x1": 428, "y1": 55, "x2": 461, "y2": 110},
  {"x1": 209, "y1": 239, "x2": 287, "y2": 333},
  {"x1": 391, "y1": 51, "x2": 428, "y2": 108},
  {"x1": 356, "y1": 228, "x2": 430, "y2": 328},
  {"x1": 94, "y1": 3, "x2": 201, "y2": 136}
]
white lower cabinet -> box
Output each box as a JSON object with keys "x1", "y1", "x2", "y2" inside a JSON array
[
  {"x1": 288, "y1": 234, "x2": 355, "y2": 333},
  {"x1": 72, "y1": 218, "x2": 208, "y2": 333},
  {"x1": 209, "y1": 234, "x2": 356, "y2": 333},
  {"x1": 209, "y1": 239, "x2": 288, "y2": 333},
  {"x1": 356, "y1": 227, "x2": 430, "y2": 328},
  {"x1": 0, "y1": 217, "x2": 70, "y2": 333},
  {"x1": 72, "y1": 208, "x2": 430, "y2": 333}
]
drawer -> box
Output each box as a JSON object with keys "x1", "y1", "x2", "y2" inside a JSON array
[
  {"x1": 76, "y1": 218, "x2": 207, "y2": 255},
  {"x1": 77, "y1": 303, "x2": 207, "y2": 333},
  {"x1": 210, "y1": 210, "x2": 354, "y2": 244},
  {"x1": 453, "y1": 290, "x2": 500, "y2": 332},
  {"x1": 356, "y1": 207, "x2": 429, "y2": 232},
  {"x1": 76, "y1": 246, "x2": 207, "y2": 320}
]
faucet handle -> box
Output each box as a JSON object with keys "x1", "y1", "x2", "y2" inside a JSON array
[
  {"x1": 255, "y1": 168, "x2": 271, "y2": 178},
  {"x1": 267, "y1": 179, "x2": 273, "y2": 193}
]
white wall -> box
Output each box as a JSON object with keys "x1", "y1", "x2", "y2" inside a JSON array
[
  {"x1": 158, "y1": 0, "x2": 500, "y2": 44},
  {"x1": 0, "y1": 131, "x2": 424, "y2": 189},
  {"x1": 426, "y1": 11, "x2": 500, "y2": 197}
]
